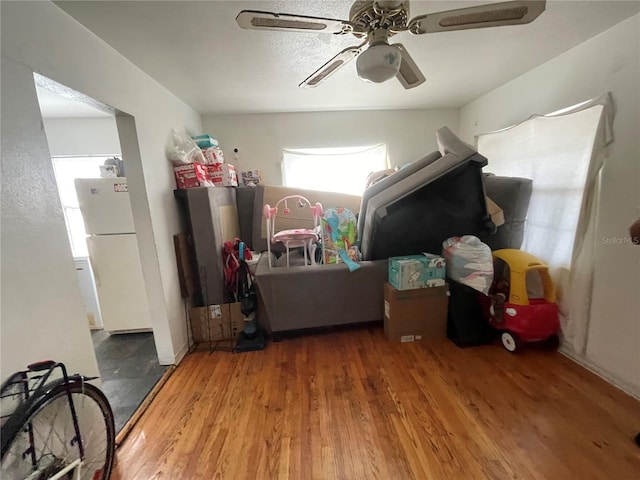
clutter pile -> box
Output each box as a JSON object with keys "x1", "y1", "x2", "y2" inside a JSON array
[
  {"x1": 166, "y1": 130, "x2": 264, "y2": 189},
  {"x1": 166, "y1": 130, "x2": 237, "y2": 189},
  {"x1": 176, "y1": 125, "x2": 559, "y2": 357}
]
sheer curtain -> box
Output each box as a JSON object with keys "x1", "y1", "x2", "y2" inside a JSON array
[{"x1": 476, "y1": 93, "x2": 614, "y2": 353}]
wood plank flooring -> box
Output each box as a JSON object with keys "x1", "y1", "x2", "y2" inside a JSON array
[{"x1": 110, "y1": 327, "x2": 640, "y2": 479}]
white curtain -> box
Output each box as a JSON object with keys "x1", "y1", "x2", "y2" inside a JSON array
[
  {"x1": 476, "y1": 93, "x2": 614, "y2": 353},
  {"x1": 281, "y1": 144, "x2": 388, "y2": 196}
]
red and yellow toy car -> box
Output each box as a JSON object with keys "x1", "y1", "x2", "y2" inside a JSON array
[{"x1": 482, "y1": 249, "x2": 560, "y2": 352}]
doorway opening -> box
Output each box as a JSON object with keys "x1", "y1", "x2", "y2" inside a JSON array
[{"x1": 35, "y1": 74, "x2": 168, "y2": 433}]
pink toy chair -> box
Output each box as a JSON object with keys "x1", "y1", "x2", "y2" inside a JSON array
[{"x1": 263, "y1": 195, "x2": 323, "y2": 268}]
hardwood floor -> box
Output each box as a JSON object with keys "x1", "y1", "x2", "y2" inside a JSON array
[{"x1": 110, "y1": 327, "x2": 640, "y2": 479}]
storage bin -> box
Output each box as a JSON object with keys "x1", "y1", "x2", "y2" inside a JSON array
[{"x1": 446, "y1": 279, "x2": 495, "y2": 347}]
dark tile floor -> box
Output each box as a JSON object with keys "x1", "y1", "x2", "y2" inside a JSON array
[{"x1": 91, "y1": 330, "x2": 168, "y2": 433}]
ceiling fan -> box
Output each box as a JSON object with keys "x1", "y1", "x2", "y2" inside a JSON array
[{"x1": 236, "y1": 0, "x2": 546, "y2": 89}]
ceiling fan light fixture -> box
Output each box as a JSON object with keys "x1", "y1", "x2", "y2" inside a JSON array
[
  {"x1": 356, "y1": 44, "x2": 401, "y2": 83},
  {"x1": 237, "y1": 0, "x2": 548, "y2": 88}
]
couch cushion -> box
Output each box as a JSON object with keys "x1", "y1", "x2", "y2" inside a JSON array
[
  {"x1": 357, "y1": 150, "x2": 442, "y2": 242},
  {"x1": 358, "y1": 127, "x2": 494, "y2": 260}
]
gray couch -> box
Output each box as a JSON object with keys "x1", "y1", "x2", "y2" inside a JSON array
[
  {"x1": 255, "y1": 255, "x2": 387, "y2": 334},
  {"x1": 238, "y1": 185, "x2": 383, "y2": 333}
]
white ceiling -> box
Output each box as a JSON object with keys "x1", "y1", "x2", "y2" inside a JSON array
[
  {"x1": 54, "y1": 0, "x2": 640, "y2": 115},
  {"x1": 36, "y1": 85, "x2": 113, "y2": 118}
]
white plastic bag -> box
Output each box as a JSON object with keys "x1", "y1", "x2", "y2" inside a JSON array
[
  {"x1": 201, "y1": 145, "x2": 225, "y2": 165},
  {"x1": 442, "y1": 235, "x2": 494, "y2": 295},
  {"x1": 166, "y1": 129, "x2": 205, "y2": 165}
]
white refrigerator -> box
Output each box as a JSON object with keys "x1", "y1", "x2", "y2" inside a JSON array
[{"x1": 75, "y1": 178, "x2": 152, "y2": 332}]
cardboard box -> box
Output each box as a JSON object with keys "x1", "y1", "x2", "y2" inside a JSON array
[
  {"x1": 206, "y1": 163, "x2": 238, "y2": 187},
  {"x1": 384, "y1": 282, "x2": 449, "y2": 343},
  {"x1": 189, "y1": 302, "x2": 243, "y2": 343},
  {"x1": 173, "y1": 162, "x2": 210, "y2": 189},
  {"x1": 388, "y1": 253, "x2": 446, "y2": 291},
  {"x1": 486, "y1": 196, "x2": 505, "y2": 227},
  {"x1": 241, "y1": 169, "x2": 262, "y2": 186}
]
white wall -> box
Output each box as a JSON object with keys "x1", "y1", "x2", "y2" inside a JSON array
[
  {"x1": 459, "y1": 15, "x2": 640, "y2": 397},
  {"x1": 43, "y1": 117, "x2": 121, "y2": 157},
  {"x1": 202, "y1": 109, "x2": 459, "y2": 185},
  {"x1": 1, "y1": 58, "x2": 101, "y2": 380},
  {"x1": 1, "y1": 1, "x2": 202, "y2": 367}
]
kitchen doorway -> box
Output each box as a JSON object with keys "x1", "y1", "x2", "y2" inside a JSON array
[{"x1": 35, "y1": 76, "x2": 168, "y2": 433}]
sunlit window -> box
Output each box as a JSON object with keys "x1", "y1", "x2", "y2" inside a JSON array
[{"x1": 281, "y1": 144, "x2": 388, "y2": 196}]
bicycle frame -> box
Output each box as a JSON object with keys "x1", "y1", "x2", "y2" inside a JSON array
[
  {"x1": 25, "y1": 458, "x2": 82, "y2": 480},
  {"x1": 1, "y1": 361, "x2": 98, "y2": 471}
]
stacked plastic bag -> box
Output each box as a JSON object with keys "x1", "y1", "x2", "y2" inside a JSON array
[
  {"x1": 442, "y1": 235, "x2": 493, "y2": 295},
  {"x1": 166, "y1": 129, "x2": 206, "y2": 165}
]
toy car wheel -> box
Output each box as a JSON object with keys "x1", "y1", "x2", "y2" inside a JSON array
[
  {"x1": 501, "y1": 331, "x2": 520, "y2": 353},
  {"x1": 543, "y1": 334, "x2": 560, "y2": 350}
]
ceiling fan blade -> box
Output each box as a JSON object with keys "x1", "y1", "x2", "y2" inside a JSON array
[
  {"x1": 236, "y1": 10, "x2": 353, "y2": 34},
  {"x1": 299, "y1": 46, "x2": 362, "y2": 88},
  {"x1": 393, "y1": 44, "x2": 426, "y2": 89},
  {"x1": 408, "y1": 0, "x2": 546, "y2": 34}
]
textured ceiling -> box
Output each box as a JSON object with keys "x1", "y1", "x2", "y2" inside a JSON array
[
  {"x1": 35, "y1": 86, "x2": 113, "y2": 118},
  {"x1": 55, "y1": 0, "x2": 640, "y2": 114}
]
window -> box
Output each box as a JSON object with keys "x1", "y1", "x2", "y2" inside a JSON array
[
  {"x1": 281, "y1": 144, "x2": 388, "y2": 196},
  {"x1": 51, "y1": 156, "x2": 116, "y2": 258},
  {"x1": 476, "y1": 93, "x2": 613, "y2": 354},
  {"x1": 477, "y1": 106, "x2": 603, "y2": 269}
]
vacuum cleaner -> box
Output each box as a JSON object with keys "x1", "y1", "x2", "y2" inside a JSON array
[{"x1": 233, "y1": 242, "x2": 265, "y2": 353}]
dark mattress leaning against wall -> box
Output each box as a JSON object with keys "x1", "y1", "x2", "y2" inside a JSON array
[{"x1": 359, "y1": 126, "x2": 495, "y2": 261}]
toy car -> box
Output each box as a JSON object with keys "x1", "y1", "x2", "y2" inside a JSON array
[{"x1": 482, "y1": 249, "x2": 560, "y2": 352}]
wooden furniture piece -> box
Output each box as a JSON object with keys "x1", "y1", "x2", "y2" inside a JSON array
[{"x1": 174, "y1": 187, "x2": 240, "y2": 305}]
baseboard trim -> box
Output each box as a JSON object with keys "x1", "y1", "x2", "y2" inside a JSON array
[
  {"x1": 559, "y1": 346, "x2": 640, "y2": 400},
  {"x1": 173, "y1": 342, "x2": 189, "y2": 365},
  {"x1": 158, "y1": 341, "x2": 189, "y2": 366}
]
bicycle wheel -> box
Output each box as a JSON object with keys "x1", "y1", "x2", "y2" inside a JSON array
[{"x1": 1, "y1": 382, "x2": 115, "y2": 480}]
